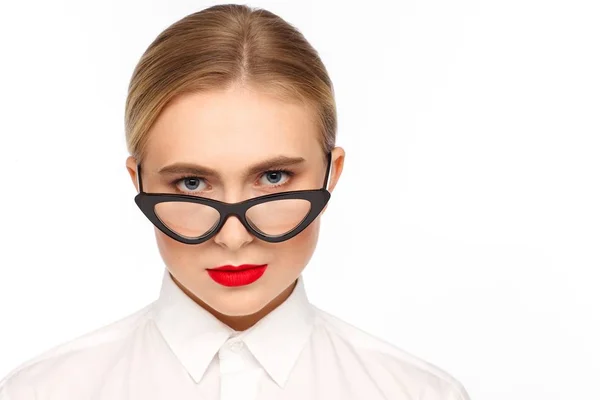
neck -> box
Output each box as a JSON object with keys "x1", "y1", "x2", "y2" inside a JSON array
[{"x1": 173, "y1": 277, "x2": 297, "y2": 331}]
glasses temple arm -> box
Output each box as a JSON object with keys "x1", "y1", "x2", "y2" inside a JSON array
[
  {"x1": 136, "y1": 164, "x2": 144, "y2": 193},
  {"x1": 322, "y1": 152, "x2": 332, "y2": 190}
]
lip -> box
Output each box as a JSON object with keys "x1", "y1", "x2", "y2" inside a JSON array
[{"x1": 207, "y1": 264, "x2": 268, "y2": 287}]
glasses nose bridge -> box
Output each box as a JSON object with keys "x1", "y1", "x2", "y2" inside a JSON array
[
  {"x1": 218, "y1": 202, "x2": 249, "y2": 225},
  {"x1": 212, "y1": 202, "x2": 254, "y2": 248}
]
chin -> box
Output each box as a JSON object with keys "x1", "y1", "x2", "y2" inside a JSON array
[
  {"x1": 205, "y1": 286, "x2": 274, "y2": 316},
  {"x1": 213, "y1": 300, "x2": 266, "y2": 317}
]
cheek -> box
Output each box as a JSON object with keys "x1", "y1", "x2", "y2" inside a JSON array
[
  {"x1": 154, "y1": 227, "x2": 201, "y2": 271},
  {"x1": 273, "y1": 218, "x2": 321, "y2": 268}
]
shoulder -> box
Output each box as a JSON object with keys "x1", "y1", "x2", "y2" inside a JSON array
[
  {"x1": 0, "y1": 304, "x2": 155, "y2": 399},
  {"x1": 312, "y1": 307, "x2": 470, "y2": 400}
]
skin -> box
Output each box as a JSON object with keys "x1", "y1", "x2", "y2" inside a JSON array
[{"x1": 126, "y1": 82, "x2": 344, "y2": 331}]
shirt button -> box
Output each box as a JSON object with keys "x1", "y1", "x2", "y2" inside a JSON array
[{"x1": 229, "y1": 340, "x2": 244, "y2": 352}]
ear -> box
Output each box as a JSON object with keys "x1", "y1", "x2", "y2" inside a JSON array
[{"x1": 125, "y1": 156, "x2": 140, "y2": 192}]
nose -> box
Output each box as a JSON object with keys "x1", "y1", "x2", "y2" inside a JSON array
[{"x1": 213, "y1": 214, "x2": 253, "y2": 250}]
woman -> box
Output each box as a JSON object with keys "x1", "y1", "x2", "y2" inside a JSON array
[{"x1": 0, "y1": 4, "x2": 470, "y2": 399}]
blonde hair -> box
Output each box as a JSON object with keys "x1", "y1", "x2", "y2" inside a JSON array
[{"x1": 124, "y1": 4, "x2": 337, "y2": 163}]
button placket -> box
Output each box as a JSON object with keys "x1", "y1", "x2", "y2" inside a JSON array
[
  {"x1": 218, "y1": 336, "x2": 262, "y2": 400},
  {"x1": 218, "y1": 338, "x2": 246, "y2": 374},
  {"x1": 229, "y1": 340, "x2": 244, "y2": 352}
]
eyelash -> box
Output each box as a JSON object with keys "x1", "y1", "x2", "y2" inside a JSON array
[{"x1": 171, "y1": 169, "x2": 295, "y2": 194}]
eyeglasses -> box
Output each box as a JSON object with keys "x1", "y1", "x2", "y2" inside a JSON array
[{"x1": 134, "y1": 152, "x2": 332, "y2": 245}]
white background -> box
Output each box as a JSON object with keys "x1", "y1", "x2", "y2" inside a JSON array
[{"x1": 0, "y1": 1, "x2": 598, "y2": 399}]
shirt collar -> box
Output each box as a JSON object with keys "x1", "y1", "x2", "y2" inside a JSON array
[{"x1": 151, "y1": 268, "x2": 316, "y2": 388}]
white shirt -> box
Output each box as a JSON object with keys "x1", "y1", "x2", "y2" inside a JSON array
[{"x1": 0, "y1": 269, "x2": 470, "y2": 400}]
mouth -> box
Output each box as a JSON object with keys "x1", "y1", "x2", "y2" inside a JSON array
[{"x1": 206, "y1": 264, "x2": 268, "y2": 287}]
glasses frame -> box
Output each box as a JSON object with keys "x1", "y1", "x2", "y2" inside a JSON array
[{"x1": 134, "y1": 152, "x2": 333, "y2": 245}]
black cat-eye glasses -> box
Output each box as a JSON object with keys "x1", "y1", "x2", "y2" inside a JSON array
[{"x1": 134, "y1": 152, "x2": 332, "y2": 245}]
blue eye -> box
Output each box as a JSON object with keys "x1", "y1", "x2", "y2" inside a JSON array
[
  {"x1": 266, "y1": 171, "x2": 283, "y2": 183},
  {"x1": 259, "y1": 170, "x2": 293, "y2": 187},
  {"x1": 175, "y1": 177, "x2": 206, "y2": 193}
]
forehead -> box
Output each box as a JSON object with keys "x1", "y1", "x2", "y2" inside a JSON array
[{"x1": 144, "y1": 85, "x2": 321, "y2": 168}]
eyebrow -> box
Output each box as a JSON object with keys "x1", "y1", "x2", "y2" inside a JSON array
[{"x1": 156, "y1": 155, "x2": 307, "y2": 179}]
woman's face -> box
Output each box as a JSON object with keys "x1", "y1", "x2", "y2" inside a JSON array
[{"x1": 126, "y1": 84, "x2": 344, "y2": 317}]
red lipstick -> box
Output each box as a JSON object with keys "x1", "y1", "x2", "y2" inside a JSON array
[{"x1": 206, "y1": 264, "x2": 268, "y2": 287}]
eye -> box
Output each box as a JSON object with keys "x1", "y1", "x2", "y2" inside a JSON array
[
  {"x1": 259, "y1": 170, "x2": 293, "y2": 187},
  {"x1": 175, "y1": 176, "x2": 207, "y2": 194}
]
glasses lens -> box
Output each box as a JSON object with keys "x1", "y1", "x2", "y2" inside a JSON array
[
  {"x1": 154, "y1": 201, "x2": 220, "y2": 239},
  {"x1": 246, "y1": 199, "x2": 312, "y2": 237}
]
